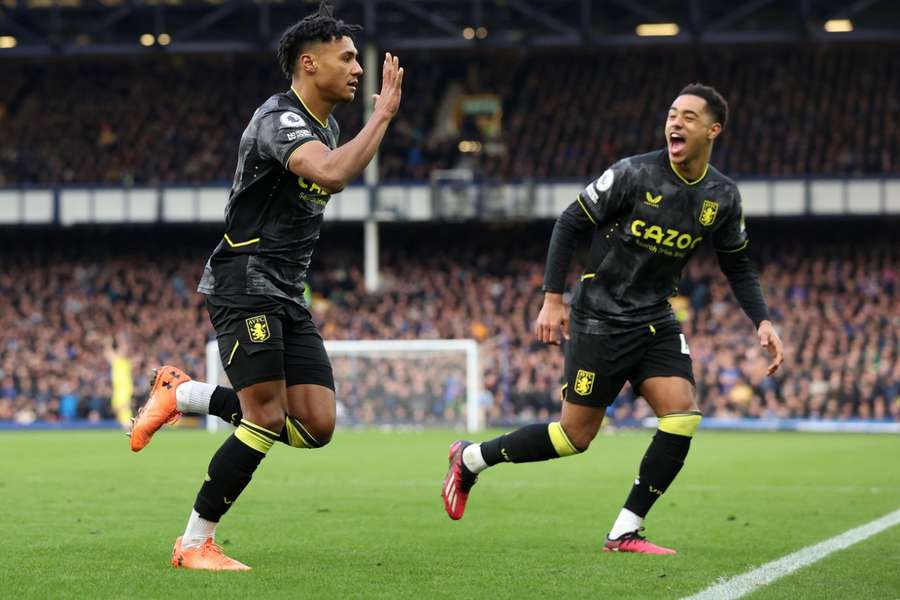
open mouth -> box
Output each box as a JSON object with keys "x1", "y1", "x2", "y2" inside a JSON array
[{"x1": 669, "y1": 131, "x2": 686, "y2": 155}]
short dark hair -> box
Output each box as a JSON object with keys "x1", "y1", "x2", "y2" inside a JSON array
[
  {"x1": 276, "y1": 1, "x2": 362, "y2": 80},
  {"x1": 679, "y1": 83, "x2": 728, "y2": 130}
]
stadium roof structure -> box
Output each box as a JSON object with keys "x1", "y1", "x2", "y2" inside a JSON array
[{"x1": 1, "y1": 0, "x2": 899, "y2": 56}]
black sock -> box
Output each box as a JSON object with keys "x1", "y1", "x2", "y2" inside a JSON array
[
  {"x1": 193, "y1": 420, "x2": 277, "y2": 521},
  {"x1": 479, "y1": 422, "x2": 581, "y2": 466},
  {"x1": 209, "y1": 386, "x2": 242, "y2": 426},
  {"x1": 623, "y1": 430, "x2": 691, "y2": 518}
]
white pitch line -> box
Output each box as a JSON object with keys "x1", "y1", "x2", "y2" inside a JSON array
[{"x1": 682, "y1": 508, "x2": 900, "y2": 600}]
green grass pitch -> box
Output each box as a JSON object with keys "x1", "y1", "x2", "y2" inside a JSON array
[{"x1": 2, "y1": 429, "x2": 898, "y2": 599}]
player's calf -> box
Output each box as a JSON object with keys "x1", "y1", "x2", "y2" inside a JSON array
[{"x1": 607, "y1": 411, "x2": 702, "y2": 546}]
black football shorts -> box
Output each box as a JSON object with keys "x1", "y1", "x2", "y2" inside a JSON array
[
  {"x1": 563, "y1": 320, "x2": 694, "y2": 408},
  {"x1": 205, "y1": 294, "x2": 334, "y2": 392}
]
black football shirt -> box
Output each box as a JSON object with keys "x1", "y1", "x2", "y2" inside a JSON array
[
  {"x1": 567, "y1": 149, "x2": 748, "y2": 331},
  {"x1": 198, "y1": 88, "x2": 340, "y2": 306}
]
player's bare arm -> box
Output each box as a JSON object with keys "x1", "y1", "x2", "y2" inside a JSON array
[{"x1": 289, "y1": 52, "x2": 404, "y2": 192}]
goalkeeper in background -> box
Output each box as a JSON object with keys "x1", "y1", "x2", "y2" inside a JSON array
[{"x1": 103, "y1": 335, "x2": 132, "y2": 429}]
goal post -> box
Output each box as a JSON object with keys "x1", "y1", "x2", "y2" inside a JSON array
[{"x1": 205, "y1": 338, "x2": 483, "y2": 432}]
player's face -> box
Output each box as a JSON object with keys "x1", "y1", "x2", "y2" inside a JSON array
[
  {"x1": 311, "y1": 36, "x2": 363, "y2": 103},
  {"x1": 665, "y1": 94, "x2": 720, "y2": 164}
]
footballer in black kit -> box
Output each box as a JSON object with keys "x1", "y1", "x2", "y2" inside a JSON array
[
  {"x1": 557, "y1": 146, "x2": 753, "y2": 408},
  {"x1": 130, "y1": 1, "x2": 405, "y2": 570},
  {"x1": 197, "y1": 86, "x2": 343, "y2": 394},
  {"x1": 442, "y1": 84, "x2": 785, "y2": 555}
]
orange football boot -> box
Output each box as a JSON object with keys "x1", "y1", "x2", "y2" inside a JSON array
[
  {"x1": 171, "y1": 537, "x2": 251, "y2": 571},
  {"x1": 129, "y1": 366, "x2": 190, "y2": 452}
]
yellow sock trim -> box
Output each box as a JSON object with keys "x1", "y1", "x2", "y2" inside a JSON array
[
  {"x1": 284, "y1": 416, "x2": 321, "y2": 448},
  {"x1": 235, "y1": 419, "x2": 278, "y2": 453},
  {"x1": 657, "y1": 412, "x2": 702, "y2": 437},
  {"x1": 284, "y1": 417, "x2": 310, "y2": 448},
  {"x1": 548, "y1": 422, "x2": 580, "y2": 457},
  {"x1": 240, "y1": 419, "x2": 280, "y2": 438}
]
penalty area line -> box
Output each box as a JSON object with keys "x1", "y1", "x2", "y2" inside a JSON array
[{"x1": 682, "y1": 508, "x2": 900, "y2": 600}]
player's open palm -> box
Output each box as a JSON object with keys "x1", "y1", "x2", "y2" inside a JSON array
[
  {"x1": 373, "y1": 52, "x2": 404, "y2": 118},
  {"x1": 535, "y1": 299, "x2": 569, "y2": 346}
]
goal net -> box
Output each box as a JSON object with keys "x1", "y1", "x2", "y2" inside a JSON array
[{"x1": 205, "y1": 338, "x2": 483, "y2": 432}]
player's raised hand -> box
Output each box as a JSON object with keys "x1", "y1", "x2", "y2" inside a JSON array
[
  {"x1": 535, "y1": 293, "x2": 569, "y2": 346},
  {"x1": 758, "y1": 320, "x2": 784, "y2": 375},
  {"x1": 372, "y1": 52, "x2": 404, "y2": 119}
]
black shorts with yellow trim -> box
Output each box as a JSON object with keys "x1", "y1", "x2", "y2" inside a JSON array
[
  {"x1": 205, "y1": 294, "x2": 334, "y2": 393},
  {"x1": 563, "y1": 319, "x2": 694, "y2": 408}
]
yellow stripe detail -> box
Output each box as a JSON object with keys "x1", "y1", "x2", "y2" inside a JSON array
[
  {"x1": 574, "y1": 196, "x2": 598, "y2": 225},
  {"x1": 580, "y1": 273, "x2": 596, "y2": 281},
  {"x1": 226, "y1": 339, "x2": 239, "y2": 366},
  {"x1": 715, "y1": 240, "x2": 749, "y2": 254},
  {"x1": 658, "y1": 412, "x2": 702, "y2": 437},
  {"x1": 235, "y1": 424, "x2": 275, "y2": 453},
  {"x1": 649, "y1": 324, "x2": 657, "y2": 335},
  {"x1": 224, "y1": 233, "x2": 260, "y2": 248},
  {"x1": 669, "y1": 161, "x2": 709, "y2": 186},
  {"x1": 291, "y1": 86, "x2": 328, "y2": 128},
  {"x1": 240, "y1": 419, "x2": 279, "y2": 440},
  {"x1": 284, "y1": 417, "x2": 313, "y2": 448},
  {"x1": 548, "y1": 422, "x2": 580, "y2": 457}
]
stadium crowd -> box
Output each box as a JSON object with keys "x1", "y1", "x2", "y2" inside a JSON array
[
  {"x1": 0, "y1": 222, "x2": 896, "y2": 426},
  {"x1": 1, "y1": 43, "x2": 898, "y2": 186}
]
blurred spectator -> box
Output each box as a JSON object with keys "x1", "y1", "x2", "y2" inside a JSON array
[
  {"x1": 0, "y1": 220, "x2": 896, "y2": 426},
  {"x1": 103, "y1": 334, "x2": 134, "y2": 429},
  {"x1": 1, "y1": 43, "x2": 898, "y2": 185}
]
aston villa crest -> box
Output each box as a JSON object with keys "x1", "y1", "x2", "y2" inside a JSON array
[
  {"x1": 245, "y1": 315, "x2": 271, "y2": 343},
  {"x1": 699, "y1": 200, "x2": 719, "y2": 226},
  {"x1": 574, "y1": 369, "x2": 595, "y2": 396}
]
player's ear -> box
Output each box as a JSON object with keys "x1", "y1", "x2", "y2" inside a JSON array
[
  {"x1": 707, "y1": 122, "x2": 722, "y2": 141},
  {"x1": 299, "y1": 52, "x2": 318, "y2": 76}
]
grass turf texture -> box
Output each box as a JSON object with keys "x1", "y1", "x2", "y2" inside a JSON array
[{"x1": 2, "y1": 429, "x2": 898, "y2": 599}]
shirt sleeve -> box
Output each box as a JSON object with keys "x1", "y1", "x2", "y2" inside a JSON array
[
  {"x1": 542, "y1": 200, "x2": 595, "y2": 293},
  {"x1": 257, "y1": 110, "x2": 320, "y2": 168},
  {"x1": 716, "y1": 246, "x2": 771, "y2": 328},
  {"x1": 575, "y1": 162, "x2": 631, "y2": 226},
  {"x1": 713, "y1": 187, "x2": 770, "y2": 327},
  {"x1": 712, "y1": 187, "x2": 749, "y2": 253}
]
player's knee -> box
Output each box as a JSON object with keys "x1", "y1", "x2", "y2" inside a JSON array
[
  {"x1": 566, "y1": 430, "x2": 594, "y2": 452},
  {"x1": 254, "y1": 413, "x2": 286, "y2": 436},
  {"x1": 311, "y1": 429, "x2": 333, "y2": 447},
  {"x1": 242, "y1": 401, "x2": 285, "y2": 435},
  {"x1": 658, "y1": 411, "x2": 702, "y2": 438},
  {"x1": 303, "y1": 413, "x2": 335, "y2": 447},
  {"x1": 555, "y1": 421, "x2": 594, "y2": 453},
  {"x1": 284, "y1": 413, "x2": 334, "y2": 448}
]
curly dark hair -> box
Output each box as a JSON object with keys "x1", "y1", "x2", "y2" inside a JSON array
[
  {"x1": 679, "y1": 83, "x2": 728, "y2": 130},
  {"x1": 276, "y1": 1, "x2": 362, "y2": 80}
]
